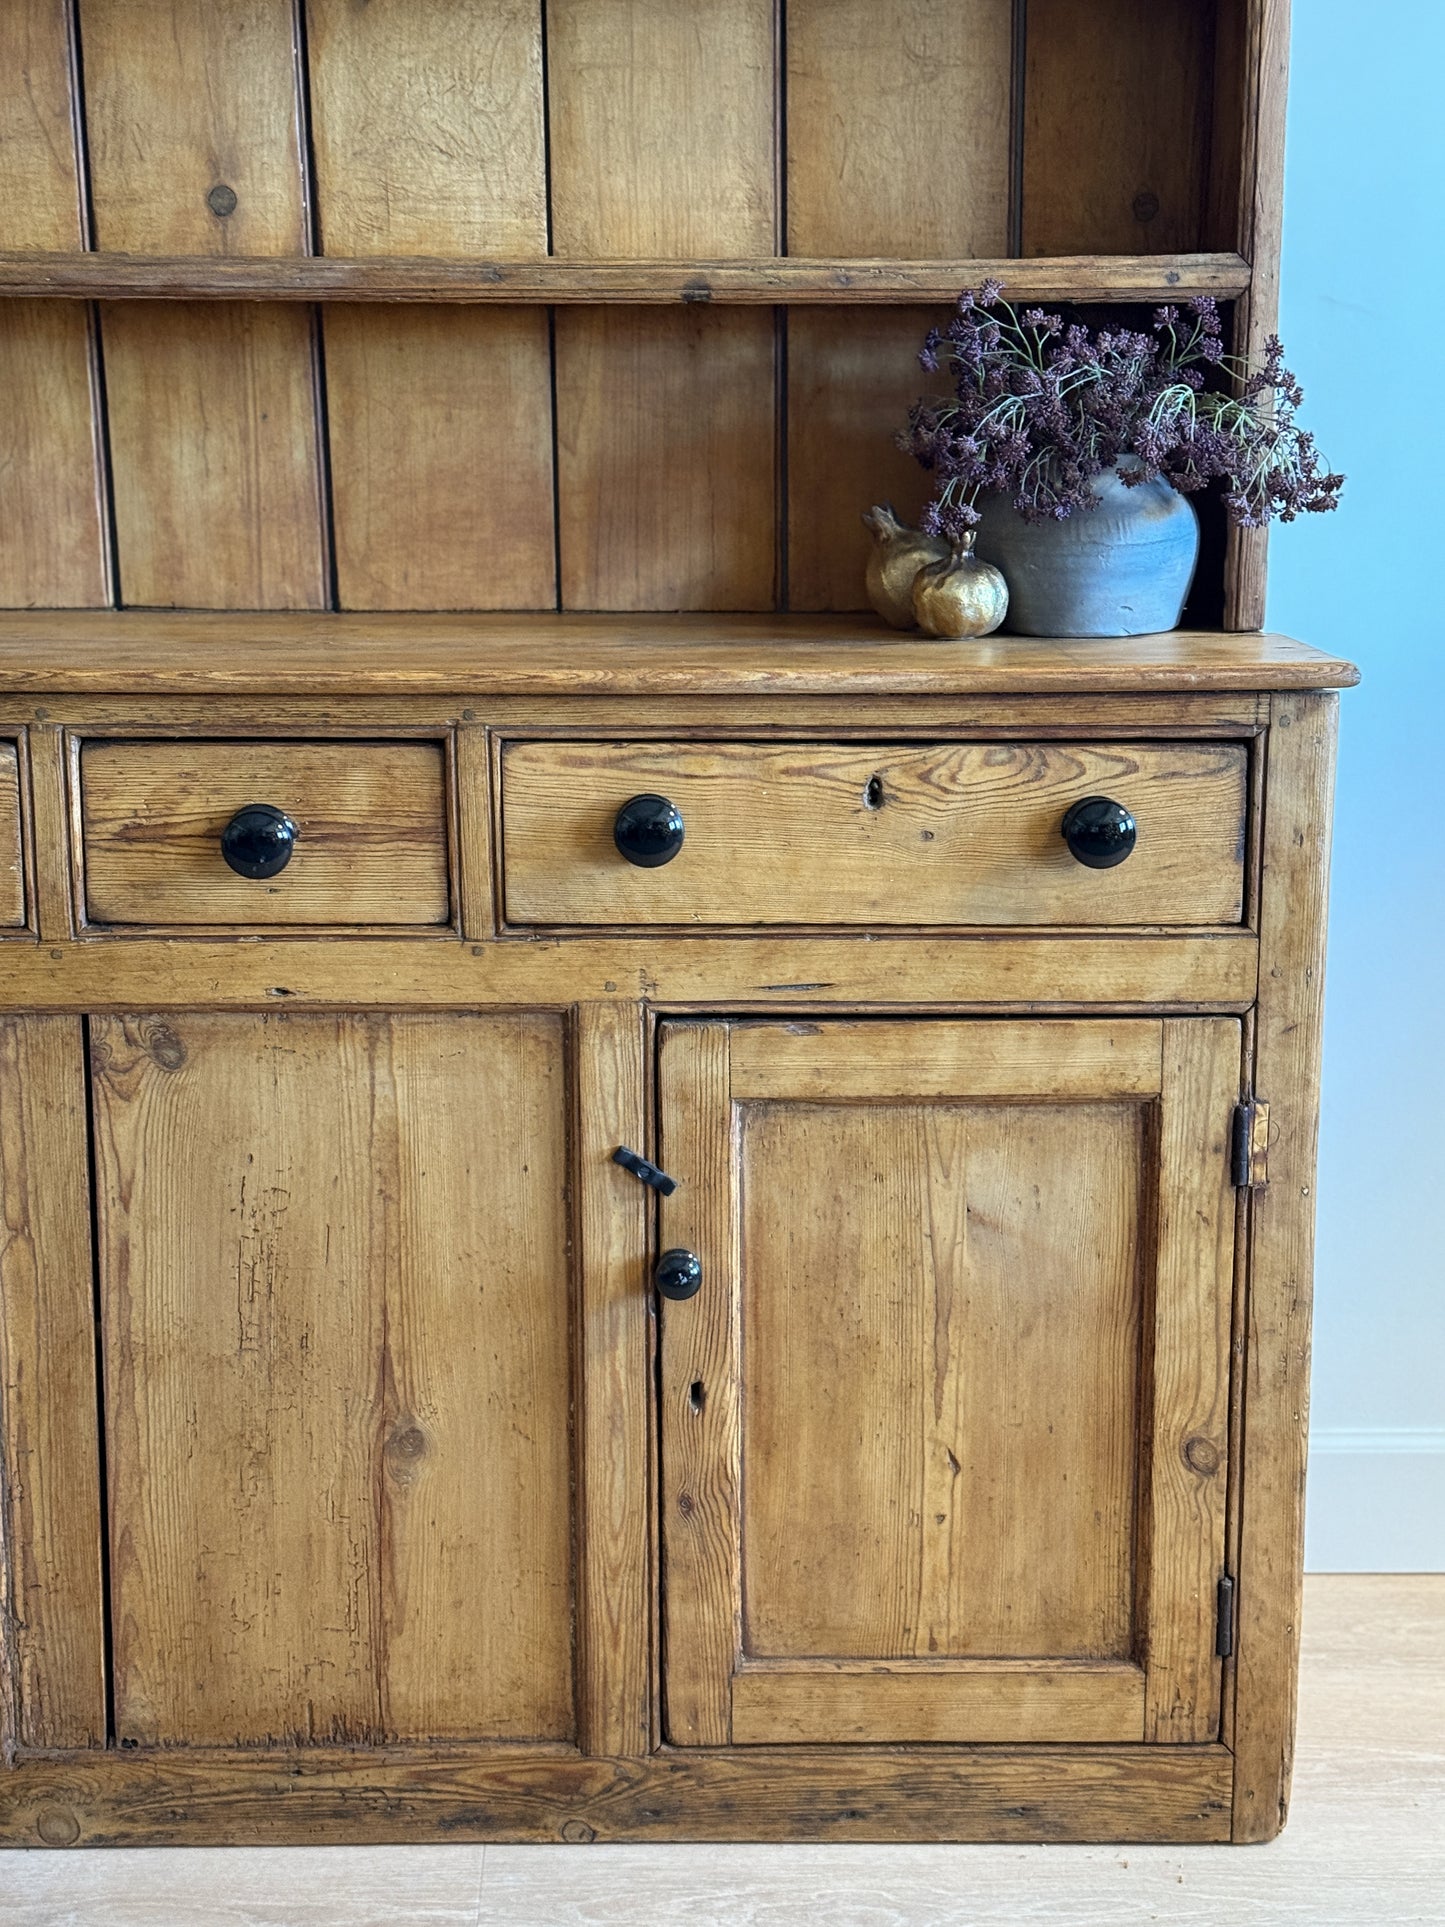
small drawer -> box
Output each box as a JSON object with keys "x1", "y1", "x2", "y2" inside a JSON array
[
  {"x1": 501, "y1": 740, "x2": 1247, "y2": 928},
  {"x1": 0, "y1": 741, "x2": 25, "y2": 929},
  {"x1": 80, "y1": 740, "x2": 451, "y2": 928}
]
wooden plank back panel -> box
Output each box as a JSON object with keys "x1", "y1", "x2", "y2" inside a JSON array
[
  {"x1": 786, "y1": 307, "x2": 948, "y2": 612},
  {"x1": 738, "y1": 1095, "x2": 1146, "y2": 1663},
  {"x1": 101, "y1": 302, "x2": 327, "y2": 609},
  {"x1": 548, "y1": 0, "x2": 776, "y2": 256},
  {"x1": 1022, "y1": 0, "x2": 1215, "y2": 255},
  {"x1": 307, "y1": 0, "x2": 547, "y2": 256},
  {"x1": 0, "y1": 0, "x2": 86, "y2": 250},
  {"x1": 324, "y1": 307, "x2": 556, "y2": 610},
  {"x1": 0, "y1": 1016, "x2": 106, "y2": 1751},
  {"x1": 554, "y1": 309, "x2": 776, "y2": 611},
  {"x1": 786, "y1": 0, "x2": 1012, "y2": 256},
  {"x1": 80, "y1": 0, "x2": 308, "y2": 256},
  {"x1": 0, "y1": 303, "x2": 110, "y2": 609},
  {"x1": 91, "y1": 1011, "x2": 574, "y2": 1748}
]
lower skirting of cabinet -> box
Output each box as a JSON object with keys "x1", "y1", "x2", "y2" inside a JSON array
[{"x1": 0, "y1": 1744, "x2": 1234, "y2": 1847}]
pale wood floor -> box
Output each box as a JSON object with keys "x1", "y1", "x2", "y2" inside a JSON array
[{"x1": 4, "y1": 1576, "x2": 1442, "y2": 1926}]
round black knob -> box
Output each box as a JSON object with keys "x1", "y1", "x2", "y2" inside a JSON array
[
  {"x1": 1061, "y1": 796, "x2": 1136, "y2": 869},
  {"x1": 220, "y1": 803, "x2": 297, "y2": 880},
  {"x1": 614, "y1": 793, "x2": 685, "y2": 868},
  {"x1": 655, "y1": 1248, "x2": 703, "y2": 1302}
]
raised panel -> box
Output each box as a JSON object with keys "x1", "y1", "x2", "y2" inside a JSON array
[
  {"x1": 786, "y1": 0, "x2": 1012, "y2": 256},
  {"x1": 548, "y1": 0, "x2": 776, "y2": 256},
  {"x1": 554, "y1": 309, "x2": 776, "y2": 612},
  {"x1": 307, "y1": 0, "x2": 547, "y2": 256},
  {"x1": 91, "y1": 1011, "x2": 574, "y2": 1748},
  {"x1": 325, "y1": 307, "x2": 556, "y2": 611}
]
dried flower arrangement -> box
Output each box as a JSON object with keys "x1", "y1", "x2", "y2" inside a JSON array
[{"x1": 900, "y1": 281, "x2": 1344, "y2": 536}]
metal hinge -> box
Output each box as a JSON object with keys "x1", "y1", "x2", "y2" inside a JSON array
[
  {"x1": 1231, "y1": 1099, "x2": 1270, "y2": 1189},
  {"x1": 1216, "y1": 1574, "x2": 1237, "y2": 1658}
]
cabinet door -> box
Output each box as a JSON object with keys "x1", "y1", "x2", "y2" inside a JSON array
[
  {"x1": 91, "y1": 1011, "x2": 572, "y2": 1749},
  {"x1": 658, "y1": 1018, "x2": 1239, "y2": 1748}
]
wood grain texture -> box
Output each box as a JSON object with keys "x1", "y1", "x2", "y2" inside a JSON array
[
  {"x1": 0, "y1": 251, "x2": 1257, "y2": 304},
  {"x1": 0, "y1": 0, "x2": 86, "y2": 249},
  {"x1": 100, "y1": 302, "x2": 327, "y2": 609},
  {"x1": 0, "y1": 303, "x2": 110, "y2": 609},
  {"x1": 657, "y1": 1022, "x2": 738, "y2": 1746},
  {"x1": 23, "y1": 724, "x2": 74, "y2": 942},
  {"x1": 1144, "y1": 1018, "x2": 1239, "y2": 1742},
  {"x1": 91, "y1": 1011, "x2": 573, "y2": 1748},
  {"x1": 307, "y1": 0, "x2": 546, "y2": 256},
  {"x1": 786, "y1": 307, "x2": 949, "y2": 612},
  {"x1": 0, "y1": 615, "x2": 1359, "y2": 695},
  {"x1": 1022, "y1": 0, "x2": 1215, "y2": 255},
  {"x1": 1232, "y1": 692, "x2": 1337, "y2": 1840},
  {"x1": 500, "y1": 740, "x2": 1248, "y2": 927},
  {"x1": 0, "y1": 1743, "x2": 1235, "y2": 1845},
  {"x1": 731, "y1": 1662, "x2": 1144, "y2": 1745},
  {"x1": 0, "y1": 744, "x2": 25, "y2": 927},
  {"x1": 786, "y1": 0, "x2": 1011, "y2": 256},
  {"x1": 324, "y1": 307, "x2": 556, "y2": 611},
  {"x1": 554, "y1": 310, "x2": 776, "y2": 611},
  {"x1": 573, "y1": 1003, "x2": 651, "y2": 1757},
  {"x1": 80, "y1": 738, "x2": 450, "y2": 926},
  {"x1": 547, "y1": 0, "x2": 776, "y2": 256},
  {"x1": 0, "y1": 1016, "x2": 105, "y2": 1751},
  {"x1": 79, "y1": 0, "x2": 308, "y2": 255}
]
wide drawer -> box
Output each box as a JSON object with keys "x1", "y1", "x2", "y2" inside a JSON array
[
  {"x1": 80, "y1": 740, "x2": 451, "y2": 927},
  {"x1": 501, "y1": 740, "x2": 1248, "y2": 927}
]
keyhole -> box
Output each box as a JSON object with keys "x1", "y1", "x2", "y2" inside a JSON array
[
  {"x1": 864, "y1": 774, "x2": 885, "y2": 810},
  {"x1": 689, "y1": 1380, "x2": 706, "y2": 1414}
]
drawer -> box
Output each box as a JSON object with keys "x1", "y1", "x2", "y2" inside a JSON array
[
  {"x1": 80, "y1": 740, "x2": 451, "y2": 928},
  {"x1": 0, "y1": 742, "x2": 24, "y2": 928},
  {"x1": 501, "y1": 740, "x2": 1248, "y2": 927}
]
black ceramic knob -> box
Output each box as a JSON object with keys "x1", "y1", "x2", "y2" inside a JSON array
[
  {"x1": 614, "y1": 793, "x2": 685, "y2": 868},
  {"x1": 220, "y1": 803, "x2": 297, "y2": 880},
  {"x1": 1061, "y1": 795, "x2": 1137, "y2": 869},
  {"x1": 655, "y1": 1248, "x2": 703, "y2": 1302}
]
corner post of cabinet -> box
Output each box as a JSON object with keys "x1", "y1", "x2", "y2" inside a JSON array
[
  {"x1": 572, "y1": 1000, "x2": 652, "y2": 1757},
  {"x1": 1231, "y1": 688, "x2": 1338, "y2": 1839}
]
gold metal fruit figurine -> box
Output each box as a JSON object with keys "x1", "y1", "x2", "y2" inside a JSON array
[
  {"x1": 862, "y1": 503, "x2": 950, "y2": 629},
  {"x1": 911, "y1": 532, "x2": 1009, "y2": 639}
]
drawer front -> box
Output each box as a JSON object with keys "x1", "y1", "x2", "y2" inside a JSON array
[
  {"x1": 81, "y1": 740, "x2": 451, "y2": 927},
  {"x1": 0, "y1": 742, "x2": 24, "y2": 928},
  {"x1": 502, "y1": 740, "x2": 1247, "y2": 928}
]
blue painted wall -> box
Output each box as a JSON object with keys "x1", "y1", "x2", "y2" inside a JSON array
[{"x1": 1268, "y1": 4, "x2": 1445, "y2": 1567}]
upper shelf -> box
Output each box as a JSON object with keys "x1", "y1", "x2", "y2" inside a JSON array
[{"x1": 0, "y1": 252, "x2": 1254, "y2": 307}]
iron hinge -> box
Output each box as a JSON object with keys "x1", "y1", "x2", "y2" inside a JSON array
[
  {"x1": 1231, "y1": 1099, "x2": 1270, "y2": 1190},
  {"x1": 1216, "y1": 1574, "x2": 1237, "y2": 1659}
]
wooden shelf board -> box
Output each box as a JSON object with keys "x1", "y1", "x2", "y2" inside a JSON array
[
  {"x1": 0, "y1": 252, "x2": 1253, "y2": 305},
  {"x1": 0, "y1": 614, "x2": 1357, "y2": 696}
]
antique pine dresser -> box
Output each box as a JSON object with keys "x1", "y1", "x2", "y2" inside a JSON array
[{"x1": 0, "y1": 0, "x2": 1355, "y2": 1849}]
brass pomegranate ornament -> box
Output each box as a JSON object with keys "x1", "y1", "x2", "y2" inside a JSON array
[
  {"x1": 911, "y1": 531, "x2": 1009, "y2": 639},
  {"x1": 862, "y1": 503, "x2": 950, "y2": 629}
]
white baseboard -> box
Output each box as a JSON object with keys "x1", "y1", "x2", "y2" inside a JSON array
[{"x1": 1305, "y1": 1428, "x2": 1445, "y2": 1571}]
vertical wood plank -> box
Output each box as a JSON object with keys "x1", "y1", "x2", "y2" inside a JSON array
[
  {"x1": 1232, "y1": 692, "x2": 1337, "y2": 1838},
  {"x1": 1022, "y1": 0, "x2": 1214, "y2": 255},
  {"x1": 0, "y1": 304, "x2": 110, "y2": 610},
  {"x1": 307, "y1": 0, "x2": 546, "y2": 256},
  {"x1": 555, "y1": 308, "x2": 776, "y2": 611},
  {"x1": 24, "y1": 726, "x2": 75, "y2": 943},
  {"x1": 574, "y1": 1002, "x2": 651, "y2": 1757},
  {"x1": 1145, "y1": 1018, "x2": 1239, "y2": 1742},
  {"x1": 548, "y1": 0, "x2": 776, "y2": 256},
  {"x1": 0, "y1": 746, "x2": 24, "y2": 930},
  {"x1": 658, "y1": 1022, "x2": 738, "y2": 1746},
  {"x1": 80, "y1": 0, "x2": 308, "y2": 255},
  {"x1": 324, "y1": 307, "x2": 556, "y2": 611},
  {"x1": 786, "y1": 307, "x2": 948, "y2": 612},
  {"x1": 455, "y1": 726, "x2": 495, "y2": 944},
  {"x1": 101, "y1": 303, "x2": 327, "y2": 610},
  {"x1": 0, "y1": 0, "x2": 86, "y2": 250},
  {"x1": 0, "y1": 1016, "x2": 105, "y2": 1752},
  {"x1": 1222, "y1": 0, "x2": 1291, "y2": 631},
  {"x1": 786, "y1": 0, "x2": 1012, "y2": 256}
]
